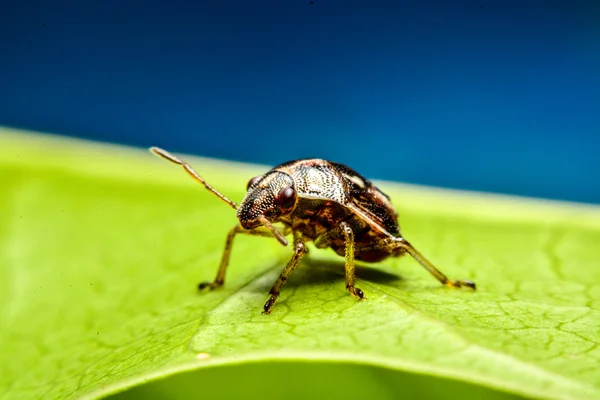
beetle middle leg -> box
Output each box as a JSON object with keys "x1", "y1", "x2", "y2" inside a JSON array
[
  {"x1": 314, "y1": 222, "x2": 364, "y2": 301},
  {"x1": 263, "y1": 231, "x2": 306, "y2": 314},
  {"x1": 340, "y1": 221, "x2": 364, "y2": 300},
  {"x1": 198, "y1": 224, "x2": 290, "y2": 290}
]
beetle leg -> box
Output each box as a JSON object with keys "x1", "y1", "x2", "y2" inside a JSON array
[
  {"x1": 263, "y1": 231, "x2": 306, "y2": 314},
  {"x1": 198, "y1": 224, "x2": 290, "y2": 290},
  {"x1": 340, "y1": 221, "x2": 365, "y2": 301},
  {"x1": 313, "y1": 227, "x2": 338, "y2": 249},
  {"x1": 396, "y1": 238, "x2": 476, "y2": 290},
  {"x1": 357, "y1": 237, "x2": 475, "y2": 290}
]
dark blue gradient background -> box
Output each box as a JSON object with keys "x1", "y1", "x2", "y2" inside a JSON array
[{"x1": 2, "y1": 1, "x2": 599, "y2": 203}]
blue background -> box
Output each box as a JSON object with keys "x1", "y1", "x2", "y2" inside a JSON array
[{"x1": 1, "y1": 0, "x2": 599, "y2": 203}]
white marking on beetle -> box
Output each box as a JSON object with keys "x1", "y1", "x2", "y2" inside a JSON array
[
  {"x1": 195, "y1": 352, "x2": 211, "y2": 360},
  {"x1": 305, "y1": 167, "x2": 326, "y2": 193},
  {"x1": 344, "y1": 173, "x2": 366, "y2": 188}
]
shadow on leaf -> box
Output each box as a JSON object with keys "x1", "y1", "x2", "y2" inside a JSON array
[{"x1": 281, "y1": 257, "x2": 403, "y2": 289}]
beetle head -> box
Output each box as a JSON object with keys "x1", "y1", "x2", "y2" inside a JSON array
[{"x1": 237, "y1": 171, "x2": 297, "y2": 230}]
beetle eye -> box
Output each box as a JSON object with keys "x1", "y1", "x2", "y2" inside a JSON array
[
  {"x1": 277, "y1": 186, "x2": 296, "y2": 209},
  {"x1": 246, "y1": 175, "x2": 262, "y2": 190}
]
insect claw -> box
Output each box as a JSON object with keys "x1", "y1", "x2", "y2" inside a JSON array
[
  {"x1": 347, "y1": 286, "x2": 365, "y2": 300},
  {"x1": 198, "y1": 281, "x2": 222, "y2": 291},
  {"x1": 445, "y1": 279, "x2": 477, "y2": 290},
  {"x1": 263, "y1": 295, "x2": 277, "y2": 314},
  {"x1": 463, "y1": 280, "x2": 477, "y2": 290}
]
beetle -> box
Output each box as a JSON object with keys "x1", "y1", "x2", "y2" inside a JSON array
[{"x1": 150, "y1": 147, "x2": 475, "y2": 314}]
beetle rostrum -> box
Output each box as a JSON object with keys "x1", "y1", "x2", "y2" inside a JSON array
[{"x1": 150, "y1": 147, "x2": 476, "y2": 314}]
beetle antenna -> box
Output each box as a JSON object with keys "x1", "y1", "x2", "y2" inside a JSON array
[
  {"x1": 259, "y1": 216, "x2": 288, "y2": 246},
  {"x1": 150, "y1": 147, "x2": 238, "y2": 211}
]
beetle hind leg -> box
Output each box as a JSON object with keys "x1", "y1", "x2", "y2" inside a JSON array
[
  {"x1": 395, "y1": 238, "x2": 476, "y2": 290},
  {"x1": 355, "y1": 236, "x2": 475, "y2": 290}
]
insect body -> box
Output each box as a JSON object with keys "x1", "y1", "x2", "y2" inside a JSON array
[{"x1": 150, "y1": 148, "x2": 475, "y2": 314}]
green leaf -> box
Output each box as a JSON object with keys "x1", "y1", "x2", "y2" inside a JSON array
[{"x1": 1, "y1": 127, "x2": 599, "y2": 400}]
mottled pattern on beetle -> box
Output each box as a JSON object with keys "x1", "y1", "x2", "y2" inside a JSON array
[
  {"x1": 288, "y1": 161, "x2": 347, "y2": 204},
  {"x1": 237, "y1": 171, "x2": 294, "y2": 225},
  {"x1": 283, "y1": 198, "x2": 351, "y2": 240},
  {"x1": 273, "y1": 159, "x2": 403, "y2": 262},
  {"x1": 331, "y1": 161, "x2": 400, "y2": 236},
  {"x1": 275, "y1": 159, "x2": 399, "y2": 235}
]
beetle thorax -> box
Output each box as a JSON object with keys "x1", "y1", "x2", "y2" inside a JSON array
[{"x1": 286, "y1": 162, "x2": 347, "y2": 203}]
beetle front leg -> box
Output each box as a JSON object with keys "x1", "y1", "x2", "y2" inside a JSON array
[
  {"x1": 198, "y1": 224, "x2": 289, "y2": 290},
  {"x1": 340, "y1": 221, "x2": 364, "y2": 300},
  {"x1": 263, "y1": 231, "x2": 306, "y2": 314}
]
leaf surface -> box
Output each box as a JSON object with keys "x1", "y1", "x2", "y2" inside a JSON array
[{"x1": 1, "y1": 127, "x2": 599, "y2": 400}]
